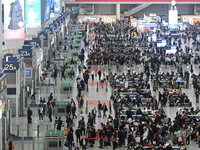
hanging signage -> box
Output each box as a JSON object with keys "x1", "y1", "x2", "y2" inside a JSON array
[
  {"x1": 18, "y1": 49, "x2": 33, "y2": 58},
  {"x1": 38, "y1": 32, "x2": 48, "y2": 40},
  {"x1": 53, "y1": 21, "x2": 58, "y2": 31},
  {"x1": 4, "y1": 0, "x2": 25, "y2": 40},
  {"x1": 2, "y1": 61, "x2": 19, "y2": 73},
  {"x1": 44, "y1": 27, "x2": 53, "y2": 35},
  {"x1": 26, "y1": 0, "x2": 41, "y2": 28},
  {"x1": 29, "y1": 38, "x2": 41, "y2": 48}
]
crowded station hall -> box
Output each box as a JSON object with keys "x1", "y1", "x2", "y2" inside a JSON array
[{"x1": 2, "y1": 0, "x2": 200, "y2": 150}]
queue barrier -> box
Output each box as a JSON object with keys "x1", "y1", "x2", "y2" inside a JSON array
[
  {"x1": 54, "y1": 59, "x2": 65, "y2": 61},
  {"x1": 13, "y1": 137, "x2": 34, "y2": 150},
  {"x1": 30, "y1": 104, "x2": 46, "y2": 107},
  {"x1": 41, "y1": 84, "x2": 54, "y2": 86}
]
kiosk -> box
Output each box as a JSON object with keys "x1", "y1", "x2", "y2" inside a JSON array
[
  {"x1": 53, "y1": 101, "x2": 69, "y2": 116},
  {"x1": 60, "y1": 81, "x2": 73, "y2": 94},
  {"x1": 44, "y1": 130, "x2": 64, "y2": 150}
]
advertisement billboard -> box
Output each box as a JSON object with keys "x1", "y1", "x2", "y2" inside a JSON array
[
  {"x1": 51, "y1": 0, "x2": 60, "y2": 14},
  {"x1": 26, "y1": 0, "x2": 41, "y2": 28},
  {"x1": 4, "y1": 0, "x2": 25, "y2": 40},
  {"x1": 44, "y1": 0, "x2": 51, "y2": 22}
]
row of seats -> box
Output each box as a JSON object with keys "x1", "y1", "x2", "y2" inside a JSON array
[
  {"x1": 121, "y1": 110, "x2": 153, "y2": 115},
  {"x1": 120, "y1": 115, "x2": 153, "y2": 119}
]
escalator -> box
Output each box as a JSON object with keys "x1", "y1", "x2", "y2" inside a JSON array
[{"x1": 121, "y1": 4, "x2": 151, "y2": 18}]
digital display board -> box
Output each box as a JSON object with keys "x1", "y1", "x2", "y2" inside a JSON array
[
  {"x1": 4, "y1": 0, "x2": 25, "y2": 40},
  {"x1": 25, "y1": 70, "x2": 31, "y2": 76},
  {"x1": 26, "y1": 0, "x2": 41, "y2": 28}
]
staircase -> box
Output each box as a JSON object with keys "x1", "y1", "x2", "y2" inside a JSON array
[{"x1": 121, "y1": 4, "x2": 151, "y2": 18}]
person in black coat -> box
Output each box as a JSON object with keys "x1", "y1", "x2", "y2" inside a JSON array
[
  {"x1": 75, "y1": 128, "x2": 81, "y2": 143},
  {"x1": 71, "y1": 106, "x2": 77, "y2": 119},
  {"x1": 67, "y1": 132, "x2": 74, "y2": 150},
  {"x1": 80, "y1": 136, "x2": 87, "y2": 150},
  {"x1": 87, "y1": 116, "x2": 94, "y2": 126},
  {"x1": 126, "y1": 108, "x2": 132, "y2": 119},
  {"x1": 27, "y1": 107, "x2": 32, "y2": 124},
  {"x1": 47, "y1": 105, "x2": 53, "y2": 122},
  {"x1": 57, "y1": 117, "x2": 62, "y2": 130}
]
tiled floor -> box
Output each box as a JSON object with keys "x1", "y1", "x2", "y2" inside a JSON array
[{"x1": 9, "y1": 25, "x2": 200, "y2": 150}]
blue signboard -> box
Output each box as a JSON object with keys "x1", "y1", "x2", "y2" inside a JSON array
[
  {"x1": 44, "y1": 27, "x2": 53, "y2": 35},
  {"x1": 18, "y1": 48, "x2": 33, "y2": 58},
  {"x1": 29, "y1": 38, "x2": 41, "y2": 47},
  {"x1": 49, "y1": 23, "x2": 55, "y2": 33},
  {"x1": 26, "y1": 0, "x2": 41, "y2": 28},
  {"x1": 44, "y1": 0, "x2": 51, "y2": 22},
  {"x1": 38, "y1": 32, "x2": 48, "y2": 40},
  {"x1": 53, "y1": 21, "x2": 58, "y2": 31},
  {"x1": 2, "y1": 61, "x2": 19, "y2": 73}
]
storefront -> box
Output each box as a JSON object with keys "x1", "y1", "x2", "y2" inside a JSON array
[{"x1": 182, "y1": 15, "x2": 200, "y2": 25}]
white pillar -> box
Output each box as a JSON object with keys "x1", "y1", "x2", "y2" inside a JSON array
[
  {"x1": 116, "y1": 3, "x2": 121, "y2": 20},
  {"x1": 16, "y1": 70, "x2": 19, "y2": 117}
]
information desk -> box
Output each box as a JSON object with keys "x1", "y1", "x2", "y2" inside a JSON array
[{"x1": 44, "y1": 130, "x2": 64, "y2": 150}]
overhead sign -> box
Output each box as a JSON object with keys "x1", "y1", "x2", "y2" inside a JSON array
[
  {"x1": 18, "y1": 49, "x2": 33, "y2": 58},
  {"x1": 29, "y1": 38, "x2": 41, "y2": 47},
  {"x1": 44, "y1": 27, "x2": 53, "y2": 34},
  {"x1": 38, "y1": 32, "x2": 48, "y2": 40},
  {"x1": 2, "y1": 61, "x2": 19, "y2": 73},
  {"x1": 26, "y1": 0, "x2": 41, "y2": 28}
]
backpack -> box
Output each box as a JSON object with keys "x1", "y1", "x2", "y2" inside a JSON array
[{"x1": 12, "y1": 143, "x2": 15, "y2": 149}]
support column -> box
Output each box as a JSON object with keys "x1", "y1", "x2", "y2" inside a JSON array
[
  {"x1": 116, "y1": 3, "x2": 121, "y2": 21},
  {"x1": 16, "y1": 70, "x2": 19, "y2": 117}
]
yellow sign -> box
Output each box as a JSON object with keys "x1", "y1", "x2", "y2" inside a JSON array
[
  {"x1": 30, "y1": 42, "x2": 40, "y2": 47},
  {"x1": 20, "y1": 51, "x2": 30, "y2": 57},
  {"x1": 4, "y1": 64, "x2": 17, "y2": 71}
]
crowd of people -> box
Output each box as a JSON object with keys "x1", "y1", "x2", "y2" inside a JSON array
[
  {"x1": 64, "y1": 20, "x2": 200, "y2": 150},
  {"x1": 20, "y1": 20, "x2": 200, "y2": 150}
]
